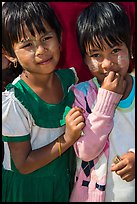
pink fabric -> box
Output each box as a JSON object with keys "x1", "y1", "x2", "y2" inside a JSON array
[
  {"x1": 49, "y1": 2, "x2": 135, "y2": 82},
  {"x1": 72, "y1": 82, "x2": 122, "y2": 161},
  {"x1": 70, "y1": 80, "x2": 122, "y2": 202}
]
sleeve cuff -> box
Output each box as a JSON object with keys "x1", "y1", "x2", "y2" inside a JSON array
[{"x1": 92, "y1": 88, "x2": 122, "y2": 116}]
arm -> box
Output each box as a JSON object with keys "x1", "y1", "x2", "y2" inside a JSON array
[
  {"x1": 73, "y1": 87, "x2": 122, "y2": 161},
  {"x1": 7, "y1": 106, "x2": 85, "y2": 174},
  {"x1": 73, "y1": 72, "x2": 126, "y2": 161}
]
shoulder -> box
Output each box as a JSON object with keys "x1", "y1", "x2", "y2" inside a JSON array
[
  {"x1": 2, "y1": 88, "x2": 33, "y2": 138},
  {"x1": 72, "y1": 79, "x2": 98, "y2": 112},
  {"x1": 2, "y1": 87, "x2": 30, "y2": 117},
  {"x1": 56, "y1": 67, "x2": 78, "y2": 84},
  {"x1": 2, "y1": 87, "x2": 15, "y2": 104},
  {"x1": 2, "y1": 84, "x2": 33, "y2": 123},
  {"x1": 72, "y1": 79, "x2": 97, "y2": 96}
]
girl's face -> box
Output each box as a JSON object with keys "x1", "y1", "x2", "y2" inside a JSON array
[
  {"x1": 12, "y1": 21, "x2": 61, "y2": 75},
  {"x1": 85, "y1": 39, "x2": 130, "y2": 84}
]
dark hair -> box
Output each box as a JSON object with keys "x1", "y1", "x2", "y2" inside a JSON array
[
  {"x1": 76, "y1": 2, "x2": 131, "y2": 57},
  {"x1": 2, "y1": 2, "x2": 62, "y2": 57},
  {"x1": 2, "y1": 64, "x2": 23, "y2": 91}
]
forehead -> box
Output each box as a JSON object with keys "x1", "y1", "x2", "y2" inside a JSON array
[
  {"x1": 86, "y1": 42, "x2": 108, "y2": 53},
  {"x1": 85, "y1": 37, "x2": 123, "y2": 53},
  {"x1": 18, "y1": 19, "x2": 53, "y2": 40}
]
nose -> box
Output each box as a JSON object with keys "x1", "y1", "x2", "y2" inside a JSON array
[
  {"x1": 101, "y1": 58, "x2": 112, "y2": 70},
  {"x1": 35, "y1": 43, "x2": 47, "y2": 56}
]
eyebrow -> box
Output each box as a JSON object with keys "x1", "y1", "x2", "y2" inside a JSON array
[
  {"x1": 90, "y1": 49, "x2": 100, "y2": 52},
  {"x1": 86, "y1": 49, "x2": 100, "y2": 55},
  {"x1": 19, "y1": 31, "x2": 54, "y2": 44},
  {"x1": 87, "y1": 44, "x2": 120, "y2": 54}
]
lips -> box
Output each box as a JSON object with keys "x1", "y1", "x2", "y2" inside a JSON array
[
  {"x1": 103, "y1": 73, "x2": 109, "y2": 77},
  {"x1": 37, "y1": 57, "x2": 52, "y2": 64}
]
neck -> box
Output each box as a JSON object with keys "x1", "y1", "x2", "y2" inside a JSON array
[
  {"x1": 20, "y1": 70, "x2": 55, "y2": 88},
  {"x1": 121, "y1": 74, "x2": 133, "y2": 100}
]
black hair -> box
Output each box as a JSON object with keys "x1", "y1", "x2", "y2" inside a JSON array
[
  {"x1": 2, "y1": 2, "x2": 62, "y2": 57},
  {"x1": 76, "y1": 2, "x2": 131, "y2": 58},
  {"x1": 2, "y1": 64, "x2": 23, "y2": 91}
]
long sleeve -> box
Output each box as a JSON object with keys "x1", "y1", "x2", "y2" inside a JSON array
[{"x1": 72, "y1": 80, "x2": 122, "y2": 161}]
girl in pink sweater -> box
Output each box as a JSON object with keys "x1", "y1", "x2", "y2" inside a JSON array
[{"x1": 70, "y1": 2, "x2": 135, "y2": 202}]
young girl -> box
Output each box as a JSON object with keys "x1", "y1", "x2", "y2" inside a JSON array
[
  {"x1": 49, "y1": 2, "x2": 135, "y2": 82},
  {"x1": 70, "y1": 2, "x2": 135, "y2": 202},
  {"x1": 2, "y1": 2, "x2": 85, "y2": 202}
]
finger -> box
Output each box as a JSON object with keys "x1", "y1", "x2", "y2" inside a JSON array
[
  {"x1": 121, "y1": 174, "x2": 129, "y2": 180},
  {"x1": 115, "y1": 165, "x2": 128, "y2": 176},
  {"x1": 111, "y1": 160, "x2": 126, "y2": 171},
  {"x1": 105, "y1": 71, "x2": 116, "y2": 81},
  {"x1": 76, "y1": 121, "x2": 85, "y2": 129},
  {"x1": 70, "y1": 110, "x2": 84, "y2": 121},
  {"x1": 123, "y1": 176, "x2": 134, "y2": 182},
  {"x1": 112, "y1": 72, "x2": 121, "y2": 83},
  {"x1": 66, "y1": 106, "x2": 83, "y2": 117},
  {"x1": 72, "y1": 115, "x2": 85, "y2": 126},
  {"x1": 116, "y1": 169, "x2": 125, "y2": 177},
  {"x1": 120, "y1": 174, "x2": 133, "y2": 182}
]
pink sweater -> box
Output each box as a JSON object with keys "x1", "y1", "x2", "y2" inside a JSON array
[{"x1": 70, "y1": 79, "x2": 122, "y2": 202}]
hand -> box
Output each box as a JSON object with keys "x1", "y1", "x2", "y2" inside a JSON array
[
  {"x1": 111, "y1": 151, "x2": 135, "y2": 182},
  {"x1": 101, "y1": 71, "x2": 126, "y2": 95},
  {"x1": 65, "y1": 106, "x2": 85, "y2": 143}
]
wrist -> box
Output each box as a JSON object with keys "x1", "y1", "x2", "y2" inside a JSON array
[{"x1": 63, "y1": 133, "x2": 74, "y2": 146}]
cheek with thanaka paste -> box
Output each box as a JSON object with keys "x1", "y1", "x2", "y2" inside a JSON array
[
  {"x1": 88, "y1": 59, "x2": 99, "y2": 72},
  {"x1": 117, "y1": 54, "x2": 129, "y2": 69},
  {"x1": 14, "y1": 49, "x2": 35, "y2": 68}
]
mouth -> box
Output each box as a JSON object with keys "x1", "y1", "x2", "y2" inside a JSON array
[
  {"x1": 37, "y1": 57, "x2": 52, "y2": 65},
  {"x1": 102, "y1": 71, "x2": 119, "y2": 78},
  {"x1": 100, "y1": 72, "x2": 109, "y2": 77},
  {"x1": 104, "y1": 73, "x2": 109, "y2": 77}
]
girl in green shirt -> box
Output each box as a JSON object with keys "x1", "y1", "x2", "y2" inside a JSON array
[{"x1": 2, "y1": 2, "x2": 84, "y2": 202}]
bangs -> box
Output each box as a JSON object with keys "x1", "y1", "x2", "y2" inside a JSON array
[
  {"x1": 76, "y1": 2, "x2": 131, "y2": 57},
  {"x1": 9, "y1": 15, "x2": 47, "y2": 43},
  {"x1": 86, "y1": 34, "x2": 123, "y2": 51},
  {"x1": 5, "y1": 2, "x2": 56, "y2": 43},
  {"x1": 2, "y1": 2, "x2": 62, "y2": 57}
]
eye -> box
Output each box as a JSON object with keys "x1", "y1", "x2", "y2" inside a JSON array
[
  {"x1": 22, "y1": 43, "x2": 33, "y2": 48},
  {"x1": 112, "y1": 48, "x2": 121, "y2": 54},
  {"x1": 89, "y1": 53, "x2": 100, "y2": 58},
  {"x1": 42, "y1": 36, "x2": 52, "y2": 42}
]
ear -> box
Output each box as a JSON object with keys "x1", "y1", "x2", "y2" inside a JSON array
[{"x1": 4, "y1": 52, "x2": 17, "y2": 64}]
